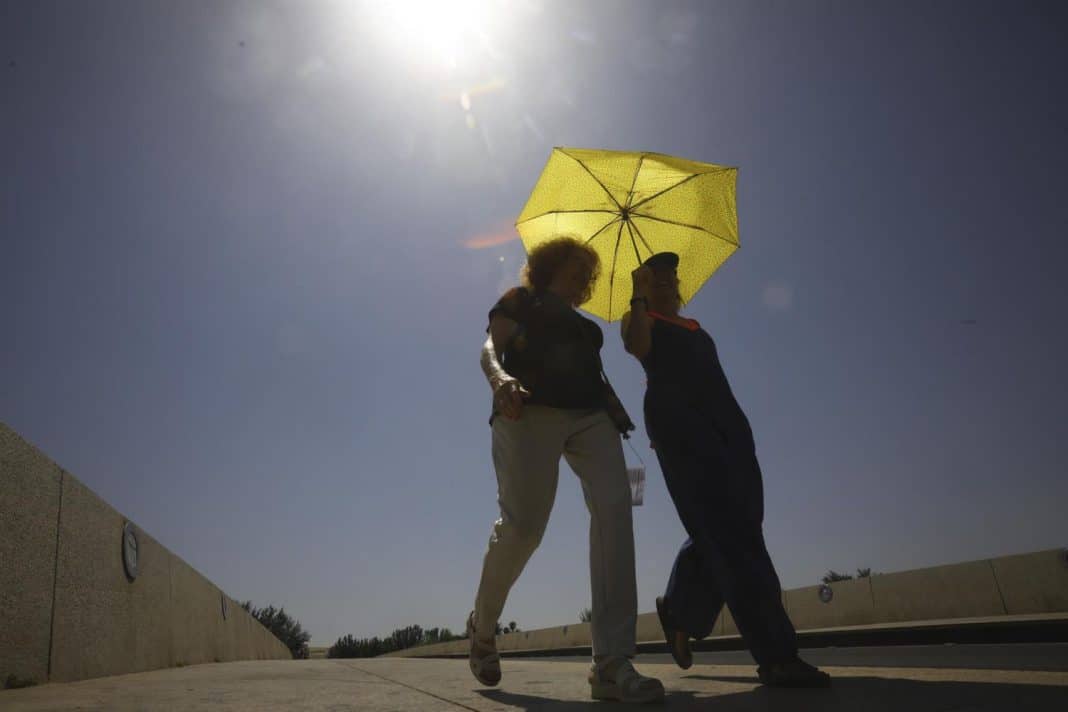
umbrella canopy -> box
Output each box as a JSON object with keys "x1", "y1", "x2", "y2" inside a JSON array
[{"x1": 516, "y1": 147, "x2": 738, "y2": 321}]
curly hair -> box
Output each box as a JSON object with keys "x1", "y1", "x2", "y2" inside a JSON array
[{"x1": 521, "y1": 236, "x2": 601, "y2": 304}]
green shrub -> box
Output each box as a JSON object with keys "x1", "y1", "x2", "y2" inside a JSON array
[
  {"x1": 241, "y1": 601, "x2": 311, "y2": 659},
  {"x1": 328, "y1": 623, "x2": 467, "y2": 658}
]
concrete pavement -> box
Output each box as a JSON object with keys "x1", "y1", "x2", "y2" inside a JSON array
[
  {"x1": 4, "y1": 656, "x2": 1068, "y2": 711},
  {"x1": 543, "y1": 643, "x2": 1068, "y2": 672}
]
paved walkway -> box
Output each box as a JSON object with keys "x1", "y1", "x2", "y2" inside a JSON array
[
  {"x1": 4, "y1": 657, "x2": 1068, "y2": 711},
  {"x1": 545, "y1": 643, "x2": 1068, "y2": 672}
]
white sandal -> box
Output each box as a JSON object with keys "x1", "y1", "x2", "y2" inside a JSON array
[
  {"x1": 467, "y1": 611, "x2": 501, "y2": 686},
  {"x1": 589, "y1": 657, "x2": 665, "y2": 704}
]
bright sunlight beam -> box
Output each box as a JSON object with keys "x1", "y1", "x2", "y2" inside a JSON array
[{"x1": 365, "y1": 0, "x2": 505, "y2": 74}]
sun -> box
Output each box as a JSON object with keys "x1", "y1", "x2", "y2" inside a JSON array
[{"x1": 365, "y1": 0, "x2": 503, "y2": 74}]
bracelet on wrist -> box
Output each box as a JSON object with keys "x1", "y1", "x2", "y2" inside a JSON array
[{"x1": 629, "y1": 296, "x2": 649, "y2": 309}]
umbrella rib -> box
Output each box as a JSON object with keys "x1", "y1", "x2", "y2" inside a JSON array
[
  {"x1": 627, "y1": 167, "x2": 731, "y2": 212},
  {"x1": 515, "y1": 208, "x2": 619, "y2": 227},
  {"x1": 608, "y1": 220, "x2": 625, "y2": 322},
  {"x1": 627, "y1": 173, "x2": 701, "y2": 212},
  {"x1": 627, "y1": 218, "x2": 657, "y2": 258},
  {"x1": 631, "y1": 212, "x2": 739, "y2": 246},
  {"x1": 624, "y1": 154, "x2": 646, "y2": 209},
  {"x1": 625, "y1": 220, "x2": 643, "y2": 265},
  {"x1": 559, "y1": 149, "x2": 624, "y2": 211},
  {"x1": 584, "y1": 216, "x2": 623, "y2": 246}
]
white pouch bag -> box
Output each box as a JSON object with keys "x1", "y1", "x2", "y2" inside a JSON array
[{"x1": 627, "y1": 466, "x2": 645, "y2": 507}]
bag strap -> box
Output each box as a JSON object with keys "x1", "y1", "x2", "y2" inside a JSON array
[{"x1": 579, "y1": 321, "x2": 635, "y2": 439}]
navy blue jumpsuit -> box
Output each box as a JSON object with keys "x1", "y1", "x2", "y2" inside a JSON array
[{"x1": 641, "y1": 313, "x2": 798, "y2": 666}]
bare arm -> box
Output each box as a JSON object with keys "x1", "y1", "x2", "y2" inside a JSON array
[
  {"x1": 481, "y1": 314, "x2": 529, "y2": 419},
  {"x1": 481, "y1": 315, "x2": 518, "y2": 391},
  {"x1": 621, "y1": 266, "x2": 654, "y2": 361}
]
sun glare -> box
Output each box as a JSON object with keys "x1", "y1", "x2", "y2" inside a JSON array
[{"x1": 366, "y1": 0, "x2": 503, "y2": 73}]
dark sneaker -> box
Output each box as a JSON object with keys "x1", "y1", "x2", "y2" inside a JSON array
[
  {"x1": 758, "y1": 658, "x2": 831, "y2": 688},
  {"x1": 655, "y1": 596, "x2": 692, "y2": 670}
]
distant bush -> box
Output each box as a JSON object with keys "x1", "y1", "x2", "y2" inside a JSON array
[
  {"x1": 329, "y1": 634, "x2": 386, "y2": 659},
  {"x1": 821, "y1": 567, "x2": 876, "y2": 584},
  {"x1": 389, "y1": 624, "x2": 425, "y2": 651},
  {"x1": 423, "y1": 626, "x2": 461, "y2": 644},
  {"x1": 241, "y1": 601, "x2": 311, "y2": 659},
  {"x1": 579, "y1": 607, "x2": 592, "y2": 623},
  {"x1": 328, "y1": 623, "x2": 467, "y2": 658}
]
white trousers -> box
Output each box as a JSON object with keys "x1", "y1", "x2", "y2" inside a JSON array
[{"x1": 473, "y1": 406, "x2": 637, "y2": 658}]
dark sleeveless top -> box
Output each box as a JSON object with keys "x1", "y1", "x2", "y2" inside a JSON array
[
  {"x1": 640, "y1": 314, "x2": 750, "y2": 438},
  {"x1": 488, "y1": 287, "x2": 605, "y2": 409}
]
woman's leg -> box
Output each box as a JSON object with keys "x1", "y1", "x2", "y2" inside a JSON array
[
  {"x1": 715, "y1": 442, "x2": 798, "y2": 664},
  {"x1": 662, "y1": 537, "x2": 724, "y2": 639},
  {"x1": 473, "y1": 407, "x2": 566, "y2": 637},
  {"x1": 653, "y1": 412, "x2": 797, "y2": 666},
  {"x1": 562, "y1": 410, "x2": 637, "y2": 659},
  {"x1": 651, "y1": 408, "x2": 728, "y2": 640}
]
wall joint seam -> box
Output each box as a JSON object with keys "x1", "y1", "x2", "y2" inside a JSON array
[
  {"x1": 988, "y1": 559, "x2": 1009, "y2": 615},
  {"x1": 45, "y1": 469, "x2": 65, "y2": 681}
]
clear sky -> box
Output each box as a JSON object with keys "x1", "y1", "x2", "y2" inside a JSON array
[{"x1": 3, "y1": 1, "x2": 1066, "y2": 645}]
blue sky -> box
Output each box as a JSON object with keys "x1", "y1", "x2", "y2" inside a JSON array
[{"x1": 3, "y1": 0, "x2": 1066, "y2": 645}]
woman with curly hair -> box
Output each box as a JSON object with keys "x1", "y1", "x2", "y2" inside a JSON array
[{"x1": 467, "y1": 236, "x2": 663, "y2": 703}]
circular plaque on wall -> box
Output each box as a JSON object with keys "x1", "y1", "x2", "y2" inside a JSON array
[
  {"x1": 122, "y1": 522, "x2": 139, "y2": 581},
  {"x1": 818, "y1": 584, "x2": 834, "y2": 604}
]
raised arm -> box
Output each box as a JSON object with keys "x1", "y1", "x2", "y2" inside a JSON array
[{"x1": 621, "y1": 266, "x2": 654, "y2": 360}]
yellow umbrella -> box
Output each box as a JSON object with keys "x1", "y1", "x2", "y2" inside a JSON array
[{"x1": 516, "y1": 147, "x2": 738, "y2": 321}]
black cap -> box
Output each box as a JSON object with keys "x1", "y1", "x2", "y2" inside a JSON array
[{"x1": 643, "y1": 252, "x2": 679, "y2": 271}]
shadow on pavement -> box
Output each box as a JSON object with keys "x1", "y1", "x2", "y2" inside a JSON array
[
  {"x1": 477, "y1": 688, "x2": 701, "y2": 710},
  {"x1": 478, "y1": 676, "x2": 1068, "y2": 710}
]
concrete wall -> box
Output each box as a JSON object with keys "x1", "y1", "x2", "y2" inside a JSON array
[
  {"x1": 786, "y1": 577, "x2": 874, "y2": 630},
  {"x1": 869, "y1": 559, "x2": 1006, "y2": 623},
  {"x1": 0, "y1": 423, "x2": 290, "y2": 686},
  {"x1": 991, "y1": 549, "x2": 1068, "y2": 614},
  {"x1": 0, "y1": 425, "x2": 63, "y2": 686},
  {"x1": 391, "y1": 547, "x2": 1068, "y2": 659}
]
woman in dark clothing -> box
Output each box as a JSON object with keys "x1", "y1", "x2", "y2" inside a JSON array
[{"x1": 621, "y1": 252, "x2": 830, "y2": 687}]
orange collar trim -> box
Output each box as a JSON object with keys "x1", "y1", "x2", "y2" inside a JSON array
[{"x1": 648, "y1": 310, "x2": 700, "y2": 331}]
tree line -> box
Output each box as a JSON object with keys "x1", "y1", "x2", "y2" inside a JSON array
[
  {"x1": 327, "y1": 621, "x2": 521, "y2": 659},
  {"x1": 241, "y1": 601, "x2": 312, "y2": 659}
]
